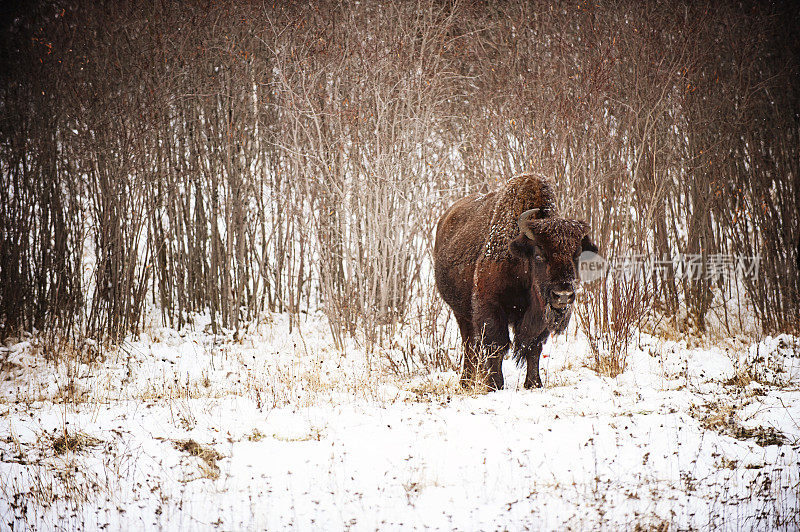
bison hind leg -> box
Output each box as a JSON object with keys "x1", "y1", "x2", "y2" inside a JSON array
[
  {"x1": 460, "y1": 350, "x2": 479, "y2": 389},
  {"x1": 456, "y1": 318, "x2": 478, "y2": 389}
]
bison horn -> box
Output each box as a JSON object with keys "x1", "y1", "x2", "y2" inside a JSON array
[{"x1": 518, "y1": 208, "x2": 539, "y2": 241}]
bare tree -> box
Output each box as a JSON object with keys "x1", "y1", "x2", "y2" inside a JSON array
[{"x1": 1, "y1": 0, "x2": 796, "y2": 358}]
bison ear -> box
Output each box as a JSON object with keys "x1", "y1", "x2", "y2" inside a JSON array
[
  {"x1": 581, "y1": 234, "x2": 598, "y2": 254},
  {"x1": 510, "y1": 233, "x2": 535, "y2": 257}
]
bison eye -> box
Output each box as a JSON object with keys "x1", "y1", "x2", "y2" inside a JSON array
[{"x1": 533, "y1": 247, "x2": 545, "y2": 263}]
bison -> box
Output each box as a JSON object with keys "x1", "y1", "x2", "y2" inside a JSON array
[{"x1": 433, "y1": 173, "x2": 597, "y2": 390}]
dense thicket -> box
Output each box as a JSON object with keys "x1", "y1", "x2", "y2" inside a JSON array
[{"x1": 1, "y1": 1, "x2": 798, "y2": 349}]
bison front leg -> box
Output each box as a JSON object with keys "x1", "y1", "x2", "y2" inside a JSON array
[
  {"x1": 473, "y1": 303, "x2": 510, "y2": 391},
  {"x1": 516, "y1": 330, "x2": 549, "y2": 389},
  {"x1": 523, "y1": 343, "x2": 543, "y2": 389}
]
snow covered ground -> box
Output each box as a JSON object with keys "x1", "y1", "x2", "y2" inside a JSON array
[{"x1": 1, "y1": 312, "x2": 799, "y2": 530}]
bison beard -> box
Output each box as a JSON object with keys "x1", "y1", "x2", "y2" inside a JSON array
[
  {"x1": 433, "y1": 173, "x2": 597, "y2": 391},
  {"x1": 544, "y1": 304, "x2": 572, "y2": 336}
]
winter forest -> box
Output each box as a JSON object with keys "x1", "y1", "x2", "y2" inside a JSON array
[{"x1": 1, "y1": 1, "x2": 799, "y2": 529}]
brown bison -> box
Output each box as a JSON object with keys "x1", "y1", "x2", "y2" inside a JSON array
[{"x1": 434, "y1": 173, "x2": 597, "y2": 390}]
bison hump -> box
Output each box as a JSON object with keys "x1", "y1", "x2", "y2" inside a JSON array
[{"x1": 483, "y1": 173, "x2": 558, "y2": 261}]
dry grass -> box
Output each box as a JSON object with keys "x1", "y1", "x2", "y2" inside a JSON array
[
  {"x1": 725, "y1": 335, "x2": 800, "y2": 390},
  {"x1": 403, "y1": 374, "x2": 472, "y2": 404},
  {"x1": 724, "y1": 369, "x2": 759, "y2": 389},
  {"x1": 272, "y1": 425, "x2": 325, "y2": 442},
  {"x1": 245, "y1": 428, "x2": 266, "y2": 442},
  {"x1": 0, "y1": 427, "x2": 107, "y2": 522},
  {"x1": 690, "y1": 401, "x2": 789, "y2": 447},
  {"x1": 50, "y1": 431, "x2": 102, "y2": 456},
  {"x1": 2, "y1": 326, "x2": 397, "y2": 412},
  {"x1": 173, "y1": 439, "x2": 224, "y2": 481},
  {"x1": 633, "y1": 521, "x2": 670, "y2": 532}
]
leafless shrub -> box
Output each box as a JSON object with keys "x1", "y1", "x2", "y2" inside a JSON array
[
  {"x1": 578, "y1": 273, "x2": 652, "y2": 378},
  {"x1": 0, "y1": 0, "x2": 797, "y2": 356}
]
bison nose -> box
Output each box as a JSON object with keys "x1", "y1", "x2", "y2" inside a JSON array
[{"x1": 550, "y1": 288, "x2": 575, "y2": 308}]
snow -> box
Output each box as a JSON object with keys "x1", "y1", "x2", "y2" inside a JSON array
[{"x1": 1, "y1": 313, "x2": 799, "y2": 530}]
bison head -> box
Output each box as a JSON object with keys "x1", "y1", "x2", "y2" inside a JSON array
[{"x1": 510, "y1": 208, "x2": 597, "y2": 333}]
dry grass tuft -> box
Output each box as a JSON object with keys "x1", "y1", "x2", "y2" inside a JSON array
[
  {"x1": 246, "y1": 428, "x2": 266, "y2": 442},
  {"x1": 690, "y1": 401, "x2": 789, "y2": 447},
  {"x1": 273, "y1": 425, "x2": 325, "y2": 442},
  {"x1": 50, "y1": 431, "x2": 102, "y2": 455},
  {"x1": 173, "y1": 439, "x2": 224, "y2": 480},
  {"x1": 633, "y1": 520, "x2": 670, "y2": 532},
  {"x1": 724, "y1": 371, "x2": 755, "y2": 389},
  {"x1": 404, "y1": 374, "x2": 467, "y2": 403}
]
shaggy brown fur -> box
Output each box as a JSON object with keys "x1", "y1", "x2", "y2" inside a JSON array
[
  {"x1": 434, "y1": 173, "x2": 596, "y2": 390},
  {"x1": 483, "y1": 173, "x2": 558, "y2": 260}
]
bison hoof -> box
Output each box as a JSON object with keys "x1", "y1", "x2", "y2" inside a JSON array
[{"x1": 523, "y1": 379, "x2": 543, "y2": 389}]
